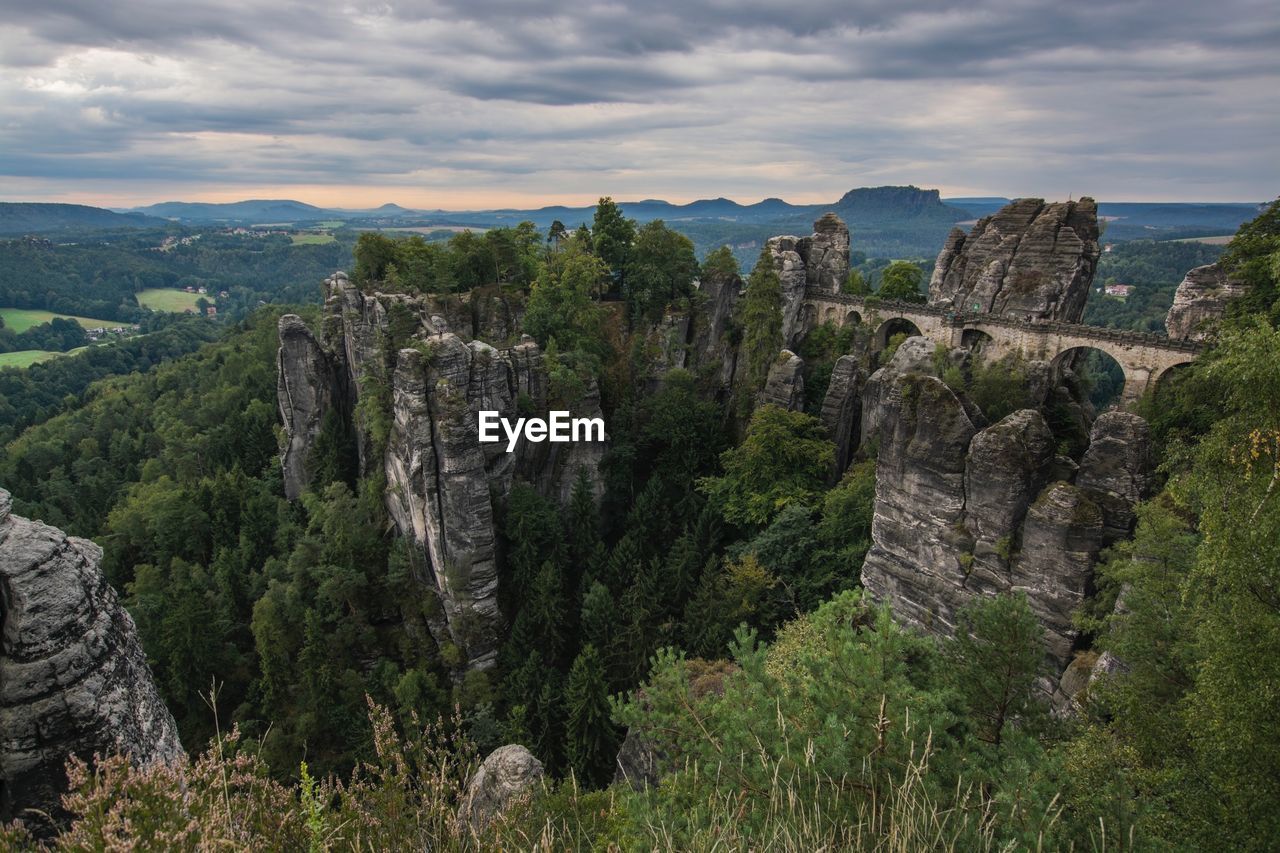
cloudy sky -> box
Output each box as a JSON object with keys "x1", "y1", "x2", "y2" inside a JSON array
[{"x1": 1, "y1": 0, "x2": 1276, "y2": 208}]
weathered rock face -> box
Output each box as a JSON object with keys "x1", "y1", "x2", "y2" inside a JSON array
[
  {"x1": 1011, "y1": 481, "x2": 1103, "y2": 672},
  {"x1": 758, "y1": 350, "x2": 805, "y2": 411},
  {"x1": 962, "y1": 409, "x2": 1056, "y2": 596},
  {"x1": 0, "y1": 490, "x2": 182, "y2": 827},
  {"x1": 858, "y1": 336, "x2": 941, "y2": 450},
  {"x1": 278, "y1": 314, "x2": 344, "y2": 500},
  {"x1": 1076, "y1": 412, "x2": 1153, "y2": 546},
  {"x1": 860, "y1": 371, "x2": 979, "y2": 635},
  {"x1": 688, "y1": 270, "x2": 742, "y2": 391},
  {"x1": 770, "y1": 213, "x2": 851, "y2": 345},
  {"x1": 819, "y1": 355, "x2": 867, "y2": 477},
  {"x1": 458, "y1": 744, "x2": 544, "y2": 831},
  {"x1": 1165, "y1": 262, "x2": 1248, "y2": 341},
  {"x1": 928, "y1": 198, "x2": 1100, "y2": 323},
  {"x1": 858, "y1": 342, "x2": 1152, "y2": 687},
  {"x1": 277, "y1": 274, "x2": 607, "y2": 671}
]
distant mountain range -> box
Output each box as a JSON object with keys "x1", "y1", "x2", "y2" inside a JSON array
[
  {"x1": 0, "y1": 189, "x2": 1266, "y2": 260},
  {"x1": 116, "y1": 186, "x2": 971, "y2": 228},
  {"x1": 0, "y1": 203, "x2": 170, "y2": 235}
]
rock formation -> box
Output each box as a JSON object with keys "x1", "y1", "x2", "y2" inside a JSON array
[
  {"x1": 277, "y1": 273, "x2": 607, "y2": 671},
  {"x1": 858, "y1": 338, "x2": 1152, "y2": 691},
  {"x1": 458, "y1": 744, "x2": 544, "y2": 831},
  {"x1": 758, "y1": 350, "x2": 805, "y2": 411},
  {"x1": 1165, "y1": 262, "x2": 1248, "y2": 341},
  {"x1": 278, "y1": 314, "x2": 346, "y2": 500},
  {"x1": 819, "y1": 355, "x2": 867, "y2": 476},
  {"x1": 0, "y1": 489, "x2": 182, "y2": 828},
  {"x1": 687, "y1": 268, "x2": 742, "y2": 391},
  {"x1": 928, "y1": 198, "x2": 1100, "y2": 323},
  {"x1": 769, "y1": 213, "x2": 851, "y2": 345},
  {"x1": 1076, "y1": 412, "x2": 1153, "y2": 546}
]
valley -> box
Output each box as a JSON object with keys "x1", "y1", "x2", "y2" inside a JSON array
[{"x1": 1, "y1": 191, "x2": 1276, "y2": 849}]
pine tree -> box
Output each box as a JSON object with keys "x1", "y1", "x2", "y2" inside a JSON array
[
  {"x1": 946, "y1": 593, "x2": 1045, "y2": 747},
  {"x1": 564, "y1": 467, "x2": 600, "y2": 589},
  {"x1": 564, "y1": 644, "x2": 619, "y2": 787},
  {"x1": 502, "y1": 559, "x2": 568, "y2": 670},
  {"x1": 740, "y1": 246, "x2": 784, "y2": 396}
]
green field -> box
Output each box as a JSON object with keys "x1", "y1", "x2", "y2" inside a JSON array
[
  {"x1": 137, "y1": 288, "x2": 204, "y2": 312},
  {"x1": 1171, "y1": 234, "x2": 1234, "y2": 245},
  {"x1": 0, "y1": 308, "x2": 119, "y2": 333},
  {"x1": 0, "y1": 349, "x2": 60, "y2": 368},
  {"x1": 290, "y1": 233, "x2": 336, "y2": 245}
]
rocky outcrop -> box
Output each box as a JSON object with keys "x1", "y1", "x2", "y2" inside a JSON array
[
  {"x1": 1011, "y1": 482, "x2": 1103, "y2": 672},
  {"x1": 0, "y1": 490, "x2": 182, "y2": 828},
  {"x1": 858, "y1": 336, "x2": 941, "y2": 449},
  {"x1": 277, "y1": 314, "x2": 344, "y2": 500},
  {"x1": 758, "y1": 350, "x2": 805, "y2": 411},
  {"x1": 1165, "y1": 262, "x2": 1248, "y2": 341},
  {"x1": 962, "y1": 409, "x2": 1056, "y2": 596},
  {"x1": 770, "y1": 213, "x2": 851, "y2": 345},
  {"x1": 383, "y1": 339, "x2": 507, "y2": 669},
  {"x1": 858, "y1": 338, "x2": 1151, "y2": 689},
  {"x1": 1076, "y1": 412, "x2": 1153, "y2": 545},
  {"x1": 688, "y1": 269, "x2": 742, "y2": 391},
  {"x1": 819, "y1": 355, "x2": 867, "y2": 476},
  {"x1": 458, "y1": 744, "x2": 544, "y2": 831},
  {"x1": 277, "y1": 274, "x2": 608, "y2": 671},
  {"x1": 928, "y1": 198, "x2": 1100, "y2": 323},
  {"x1": 860, "y1": 371, "x2": 979, "y2": 635}
]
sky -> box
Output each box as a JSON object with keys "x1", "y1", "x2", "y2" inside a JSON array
[{"x1": 1, "y1": 0, "x2": 1277, "y2": 209}]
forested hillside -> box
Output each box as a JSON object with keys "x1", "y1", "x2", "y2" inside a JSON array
[{"x1": 2, "y1": 200, "x2": 1278, "y2": 850}]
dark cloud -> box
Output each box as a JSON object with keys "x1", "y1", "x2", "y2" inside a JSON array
[{"x1": 0, "y1": 0, "x2": 1275, "y2": 203}]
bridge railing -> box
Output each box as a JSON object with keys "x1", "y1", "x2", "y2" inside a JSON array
[{"x1": 803, "y1": 287, "x2": 1203, "y2": 354}]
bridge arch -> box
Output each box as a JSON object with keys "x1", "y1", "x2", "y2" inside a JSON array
[
  {"x1": 1051, "y1": 346, "x2": 1127, "y2": 410},
  {"x1": 873, "y1": 316, "x2": 924, "y2": 353},
  {"x1": 845, "y1": 309, "x2": 863, "y2": 327},
  {"x1": 1149, "y1": 358, "x2": 1196, "y2": 397},
  {"x1": 960, "y1": 327, "x2": 994, "y2": 353}
]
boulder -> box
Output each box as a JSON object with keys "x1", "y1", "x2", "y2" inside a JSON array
[
  {"x1": 0, "y1": 490, "x2": 183, "y2": 829},
  {"x1": 458, "y1": 745, "x2": 544, "y2": 831}
]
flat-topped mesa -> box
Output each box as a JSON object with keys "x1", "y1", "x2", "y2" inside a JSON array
[
  {"x1": 769, "y1": 213, "x2": 851, "y2": 345},
  {"x1": 0, "y1": 490, "x2": 183, "y2": 829},
  {"x1": 929, "y1": 198, "x2": 1101, "y2": 323},
  {"x1": 276, "y1": 273, "x2": 606, "y2": 672},
  {"x1": 1165, "y1": 262, "x2": 1250, "y2": 341}
]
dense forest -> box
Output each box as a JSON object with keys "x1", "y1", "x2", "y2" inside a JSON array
[
  {"x1": 0, "y1": 231, "x2": 354, "y2": 322},
  {"x1": 1083, "y1": 239, "x2": 1226, "y2": 331},
  {"x1": 2, "y1": 199, "x2": 1278, "y2": 850}
]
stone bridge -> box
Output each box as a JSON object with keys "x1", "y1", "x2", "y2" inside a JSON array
[{"x1": 801, "y1": 288, "x2": 1204, "y2": 403}]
